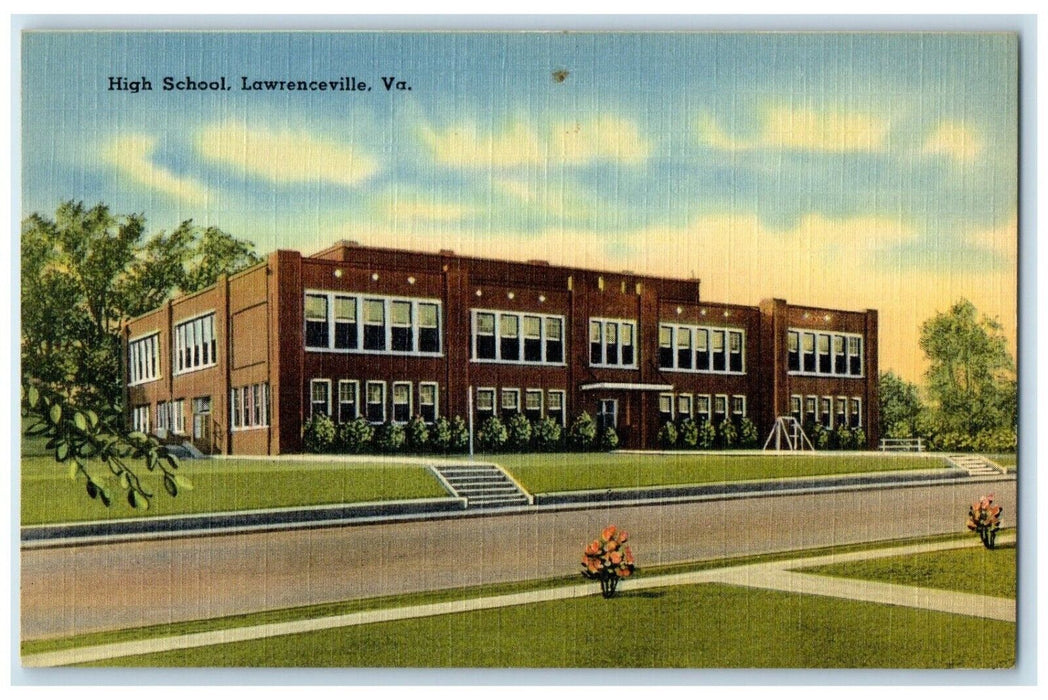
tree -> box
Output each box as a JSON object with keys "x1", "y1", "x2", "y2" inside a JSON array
[
  {"x1": 919, "y1": 299, "x2": 1016, "y2": 439},
  {"x1": 879, "y1": 371, "x2": 925, "y2": 438},
  {"x1": 22, "y1": 201, "x2": 262, "y2": 407}
]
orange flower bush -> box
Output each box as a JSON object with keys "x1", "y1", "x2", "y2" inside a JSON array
[
  {"x1": 967, "y1": 494, "x2": 1003, "y2": 549},
  {"x1": 581, "y1": 525, "x2": 636, "y2": 598}
]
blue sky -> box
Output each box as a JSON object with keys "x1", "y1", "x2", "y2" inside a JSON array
[{"x1": 21, "y1": 31, "x2": 1018, "y2": 380}]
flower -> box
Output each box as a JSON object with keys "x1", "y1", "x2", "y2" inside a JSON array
[
  {"x1": 601, "y1": 525, "x2": 617, "y2": 541},
  {"x1": 585, "y1": 540, "x2": 602, "y2": 556}
]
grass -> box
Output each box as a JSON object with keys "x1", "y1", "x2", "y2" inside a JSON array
[
  {"x1": 21, "y1": 455, "x2": 447, "y2": 525},
  {"x1": 801, "y1": 542, "x2": 1017, "y2": 599},
  {"x1": 22, "y1": 530, "x2": 1000, "y2": 657},
  {"x1": 492, "y1": 452, "x2": 944, "y2": 494},
  {"x1": 80, "y1": 582, "x2": 1015, "y2": 668},
  {"x1": 985, "y1": 453, "x2": 1017, "y2": 469}
]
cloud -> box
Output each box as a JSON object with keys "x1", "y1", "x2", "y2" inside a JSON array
[
  {"x1": 101, "y1": 134, "x2": 208, "y2": 205},
  {"x1": 967, "y1": 215, "x2": 1017, "y2": 262},
  {"x1": 382, "y1": 197, "x2": 475, "y2": 222},
  {"x1": 196, "y1": 121, "x2": 378, "y2": 187},
  {"x1": 921, "y1": 122, "x2": 984, "y2": 162},
  {"x1": 423, "y1": 116, "x2": 649, "y2": 168},
  {"x1": 698, "y1": 107, "x2": 891, "y2": 153}
]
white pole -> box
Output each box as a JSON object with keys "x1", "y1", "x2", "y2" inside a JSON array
[{"x1": 467, "y1": 385, "x2": 474, "y2": 460}]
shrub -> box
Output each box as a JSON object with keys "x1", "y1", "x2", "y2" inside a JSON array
[
  {"x1": 581, "y1": 525, "x2": 636, "y2": 599},
  {"x1": 405, "y1": 416, "x2": 430, "y2": 452},
  {"x1": 375, "y1": 422, "x2": 406, "y2": 453},
  {"x1": 834, "y1": 424, "x2": 853, "y2": 450},
  {"x1": 506, "y1": 413, "x2": 533, "y2": 452},
  {"x1": 598, "y1": 426, "x2": 619, "y2": 451},
  {"x1": 656, "y1": 421, "x2": 678, "y2": 448},
  {"x1": 477, "y1": 415, "x2": 508, "y2": 452},
  {"x1": 810, "y1": 423, "x2": 830, "y2": 450},
  {"x1": 302, "y1": 413, "x2": 335, "y2": 453},
  {"x1": 967, "y1": 494, "x2": 1003, "y2": 549},
  {"x1": 449, "y1": 416, "x2": 470, "y2": 453},
  {"x1": 568, "y1": 412, "x2": 598, "y2": 451},
  {"x1": 738, "y1": 417, "x2": 759, "y2": 448},
  {"x1": 429, "y1": 416, "x2": 453, "y2": 454},
  {"x1": 336, "y1": 417, "x2": 374, "y2": 454},
  {"x1": 533, "y1": 416, "x2": 563, "y2": 451},
  {"x1": 678, "y1": 418, "x2": 699, "y2": 449},
  {"x1": 972, "y1": 427, "x2": 1017, "y2": 453},
  {"x1": 851, "y1": 427, "x2": 867, "y2": 450},
  {"x1": 697, "y1": 420, "x2": 716, "y2": 449},
  {"x1": 718, "y1": 418, "x2": 737, "y2": 449}
]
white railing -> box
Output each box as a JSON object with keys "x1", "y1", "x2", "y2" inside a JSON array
[{"x1": 879, "y1": 438, "x2": 924, "y2": 452}]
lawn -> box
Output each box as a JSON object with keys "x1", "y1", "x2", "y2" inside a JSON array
[
  {"x1": 21, "y1": 455, "x2": 447, "y2": 525},
  {"x1": 800, "y1": 542, "x2": 1017, "y2": 599},
  {"x1": 491, "y1": 452, "x2": 944, "y2": 494},
  {"x1": 83, "y1": 582, "x2": 1015, "y2": 668}
]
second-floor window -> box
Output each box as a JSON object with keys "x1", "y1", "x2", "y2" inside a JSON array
[
  {"x1": 589, "y1": 318, "x2": 637, "y2": 368},
  {"x1": 787, "y1": 329, "x2": 864, "y2": 377},
  {"x1": 659, "y1": 323, "x2": 744, "y2": 374},
  {"x1": 471, "y1": 310, "x2": 565, "y2": 365},
  {"x1": 174, "y1": 313, "x2": 216, "y2": 374},
  {"x1": 305, "y1": 291, "x2": 442, "y2": 356}
]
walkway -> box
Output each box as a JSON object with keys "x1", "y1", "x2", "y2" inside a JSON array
[{"x1": 22, "y1": 535, "x2": 1015, "y2": 668}]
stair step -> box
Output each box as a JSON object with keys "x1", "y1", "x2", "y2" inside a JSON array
[{"x1": 431, "y1": 463, "x2": 531, "y2": 509}]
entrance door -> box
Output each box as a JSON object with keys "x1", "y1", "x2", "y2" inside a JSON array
[
  {"x1": 596, "y1": 399, "x2": 618, "y2": 433},
  {"x1": 192, "y1": 396, "x2": 212, "y2": 452}
]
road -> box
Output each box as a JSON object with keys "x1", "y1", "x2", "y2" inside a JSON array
[{"x1": 20, "y1": 478, "x2": 1016, "y2": 641}]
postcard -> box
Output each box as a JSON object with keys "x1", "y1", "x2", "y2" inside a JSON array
[{"x1": 18, "y1": 27, "x2": 1019, "y2": 672}]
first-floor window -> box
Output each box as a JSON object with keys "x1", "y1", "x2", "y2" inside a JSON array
[
  {"x1": 804, "y1": 396, "x2": 817, "y2": 425},
  {"x1": 731, "y1": 395, "x2": 746, "y2": 418},
  {"x1": 476, "y1": 388, "x2": 495, "y2": 421},
  {"x1": 157, "y1": 401, "x2": 169, "y2": 432},
  {"x1": 419, "y1": 383, "x2": 438, "y2": 423},
  {"x1": 392, "y1": 382, "x2": 412, "y2": 423},
  {"x1": 696, "y1": 395, "x2": 711, "y2": 423},
  {"x1": 339, "y1": 380, "x2": 359, "y2": 423},
  {"x1": 366, "y1": 382, "x2": 386, "y2": 423},
  {"x1": 192, "y1": 396, "x2": 211, "y2": 441},
  {"x1": 658, "y1": 393, "x2": 674, "y2": 424},
  {"x1": 677, "y1": 394, "x2": 693, "y2": 419},
  {"x1": 790, "y1": 395, "x2": 802, "y2": 423},
  {"x1": 310, "y1": 379, "x2": 331, "y2": 417},
  {"x1": 547, "y1": 390, "x2": 565, "y2": 425},
  {"x1": 835, "y1": 397, "x2": 848, "y2": 428},
  {"x1": 850, "y1": 397, "x2": 862, "y2": 428},
  {"x1": 501, "y1": 388, "x2": 520, "y2": 420},
  {"x1": 171, "y1": 399, "x2": 185, "y2": 434},
  {"x1": 820, "y1": 396, "x2": 833, "y2": 428},
  {"x1": 233, "y1": 383, "x2": 269, "y2": 429},
  {"x1": 132, "y1": 405, "x2": 150, "y2": 433},
  {"x1": 525, "y1": 389, "x2": 543, "y2": 422},
  {"x1": 713, "y1": 395, "x2": 728, "y2": 423}
]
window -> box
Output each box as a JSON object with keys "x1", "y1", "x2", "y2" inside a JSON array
[
  {"x1": 547, "y1": 390, "x2": 566, "y2": 425},
  {"x1": 363, "y1": 299, "x2": 386, "y2": 351},
  {"x1": 476, "y1": 388, "x2": 495, "y2": 420},
  {"x1": 128, "y1": 333, "x2": 160, "y2": 385},
  {"x1": 850, "y1": 397, "x2": 862, "y2": 428},
  {"x1": 678, "y1": 394, "x2": 693, "y2": 419},
  {"x1": 157, "y1": 401, "x2": 169, "y2": 432},
  {"x1": 818, "y1": 334, "x2": 832, "y2": 374},
  {"x1": 658, "y1": 393, "x2": 674, "y2": 424},
  {"x1": 677, "y1": 327, "x2": 693, "y2": 369},
  {"x1": 711, "y1": 330, "x2": 726, "y2": 372},
  {"x1": 729, "y1": 331, "x2": 744, "y2": 372},
  {"x1": 501, "y1": 388, "x2": 520, "y2": 420},
  {"x1": 419, "y1": 383, "x2": 438, "y2": 423},
  {"x1": 419, "y1": 303, "x2": 440, "y2": 353},
  {"x1": 500, "y1": 314, "x2": 520, "y2": 361},
  {"x1": 695, "y1": 328, "x2": 710, "y2": 370},
  {"x1": 835, "y1": 397, "x2": 848, "y2": 428},
  {"x1": 523, "y1": 316, "x2": 542, "y2": 362},
  {"x1": 170, "y1": 399, "x2": 185, "y2": 434},
  {"x1": 802, "y1": 332, "x2": 816, "y2": 373},
  {"x1": 590, "y1": 318, "x2": 638, "y2": 367},
  {"x1": 391, "y1": 301, "x2": 413, "y2": 352},
  {"x1": 132, "y1": 405, "x2": 150, "y2": 433},
  {"x1": 820, "y1": 396, "x2": 833, "y2": 428},
  {"x1": 366, "y1": 381, "x2": 386, "y2": 423},
  {"x1": 305, "y1": 294, "x2": 329, "y2": 348},
  {"x1": 192, "y1": 396, "x2": 211, "y2": 441},
  {"x1": 233, "y1": 383, "x2": 269, "y2": 430},
  {"x1": 392, "y1": 382, "x2": 412, "y2": 423},
  {"x1": 848, "y1": 337, "x2": 863, "y2": 376},
  {"x1": 696, "y1": 395, "x2": 711, "y2": 423},
  {"x1": 790, "y1": 395, "x2": 802, "y2": 423},
  {"x1": 334, "y1": 296, "x2": 357, "y2": 350},
  {"x1": 597, "y1": 399, "x2": 618, "y2": 433},
  {"x1": 713, "y1": 395, "x2": 728, "y2": 423},
  {"x1": 310, "y1": 379, "x2": 331, "y2": 417},
  {"x1": 659, "y1": 326, "x2": 673, "y2": 368},
  {"x1": 731, "y1": 395, "x2": 746, "y2": 418},
  {"x1": 174, "y1": 313, "x2": 217, "y2": 374},
  {"x1": 662, "y1": 323, "x2": 743, "y2": 374},
  {"x1": 804, "y1": 396, "x2": 817, "y2": 425},
  {"x1": 472, "y1": 310, "x2": 566, "y2": 364},
  {"x1": 833, "y1": 335, "x2": 847, "y2": 374},
  {"x1": 339, "y1": 380, "x2": 359, "y2": 423},
  {"x1": 525, "y1": 389, "x2": 543, "y2": 422},
  {"x1": 787, "y1": 331, "x2": 800, "y2": 372}
]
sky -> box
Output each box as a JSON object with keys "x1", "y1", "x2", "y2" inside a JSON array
[{"x1": 20, "y1": 31, "x2": 1018, "y2": 383}]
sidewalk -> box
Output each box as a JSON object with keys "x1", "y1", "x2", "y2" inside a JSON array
[{"x1": 21, "y1": 534, "x2": 1015, "y2": 668}]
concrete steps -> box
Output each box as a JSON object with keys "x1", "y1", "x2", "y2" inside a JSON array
[
  {"x1": 945, "y1": 454, "x2": 1005, "y2": 476},
  {"x1": 430, "y1": 463, "x2": 532, "y2": 509}
]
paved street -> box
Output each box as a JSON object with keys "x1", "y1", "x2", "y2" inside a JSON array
[{"x1": 20, "y1": 477, "x2": 1016, "y2": 641}]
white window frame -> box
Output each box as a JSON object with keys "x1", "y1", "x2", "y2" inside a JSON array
[
  {"x1": 419, "y1": 382, "x2": 439, "y2": 423},
  {"x1": 820, "y1": 396, "x2": 834, "y2": 428},
  {"x1": 470, "y1": 309, "x2": 567, "y2": 366},
  {"x1": 546, "y1": 389, "x2": 566, "y2": 425},
  {"x1": 131, "y1": 405, "x2": 150, "y2": 433},
  {"x1": 524, "y1": 388, "x2": 544, "y2": 419},
  {"x1": 790, "y1": 394, "x2": 802, "y2": 421},
  {"x1": 169, "y1": 399, "x2": 185, "y2": 435},
  {"x1": 310, "y1": 379, "x2": 332, "y2": 418},
  {"x1": 476, "y1": 387, "x2": 496, "y2": 420},
  {"x1": 234, "y1": 383, "x2": 269, "y2": 431},
  {"x1": 391, "y1": 381, "x2": 413, "y2": 424},
  {"x1": 658, "y1": 323, "x2": 746, "y2": 375},
  {"x1": 589, "y1": 317, "x2": 639, "y2": 369},
  {"x1": 677, "y1": 393, "x2": 693, "y2": 419},
  {"x1": 156, "y1": 401, "x2": 169, "y2": 432},
  {"x1": 658, "y1": 393, "x2": 675, "y2": 421},
  {"x1": 304, "y1": 290, "x2": 443, "y2": 357},
  {"x1": 128, "y1": 331, "x2": 161, "y2": 385},
  {"x1": 365, "y1": 381, "x2": 387, "y2": 424},
  {"x1": 850, "y1": 397, "x2": 863, "y2": 428},
  {"x1": 835, "y1": 396, "x2": 849, "y2": 427},
  {"x1": 696, "y1": 394, "x2": 711, "y2": 422},
  {"x1": 501, "y1": 388, "x2": 521, "y2": 416},
  {"x1": 731, "y1": 394, "x2": 747, "y2": 418},
  {"x1": 338, "y1": 379, "x2": 360, "y2": 423},
  {"x1": 713, "y1": 394, "x2": 729, "y2": 421},
  {"x1": 173, "y1": 312, "x2": 217, "y2": 376},
  {"x1": 787, "y1": 327, "x2": 865, "y2": 378}
]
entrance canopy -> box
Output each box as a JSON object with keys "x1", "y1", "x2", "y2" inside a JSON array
[{"x1": 579, "y1": 382, "x2": 674, "y2": 391}]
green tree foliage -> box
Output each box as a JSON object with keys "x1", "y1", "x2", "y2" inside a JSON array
[
  {"x1": 22, "y1": 201, "x2": 261, "y2": 406},
  {"x1": 919, "y1": 299, "x2": 1017, "y2": 446},
  {"x1": 718, "y1": 418, "x2": 738, "y2": 449},
  {"x1": 375, "y1": 422, "x2": 407, "y2": 453},
  {"x1": 336, "y1": 417, "x2": 374, "y2": 454},
  {"x1": 568, "y1": 412, "x2": 598, "y2": 451},
  {"x1": 738, "y1": 417, "x2": 759, "y2": 448},
  {"x1": 656, "y1": 421, "x2": 678, "y2": 449},
  {"x1": 678, "y1": 418, "x2": 699, "y2": 449},
  {"x1": 405, "y1": 416, "x2": 430, "y2": 452},
  {"x1": 697, "y1": 420, "x2": 716, "y2": 449},
  {"x1": 532, "y1": 416, "x2": 563, "y2": 451},
  {"x1": 449, "y1": 416, "x2": 470, "y2": 453},
  {"x1": 879, "y1": 371, "x2": 925, "y2": 439},
  {"x1": 429, "y1": 417, "x2": 454, "y2": 453},
  {"x1": 302, "y1": 414, "x2": 336, "y2": 453},
  {"x1": 598, "y1": 426, "x2": 620, "y2": 451},
  {"x1": 477, "y1": 416, "x2": 509, "y2": 452},
  {"x1": 505, "y1": 413, "x2": 533, "y2": 452}
]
